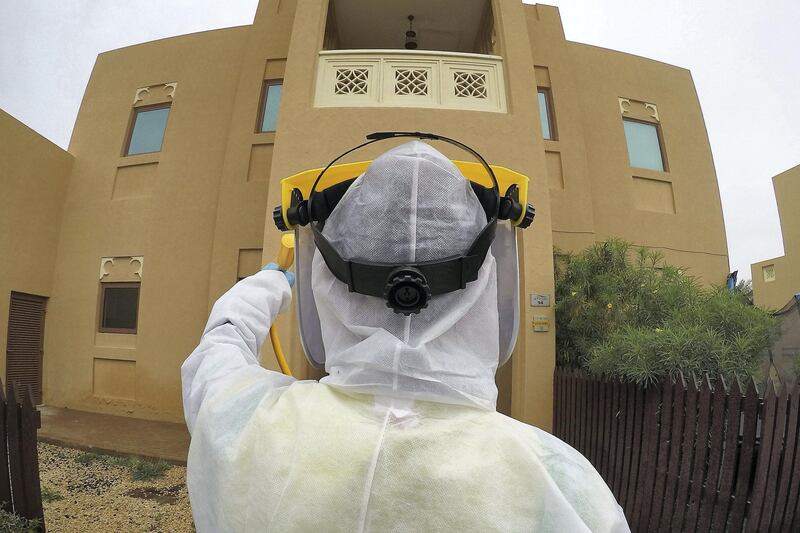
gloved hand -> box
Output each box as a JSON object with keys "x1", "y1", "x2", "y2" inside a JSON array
[{"x1": 262, "y1": 262, "x2": 295, "y2": 287}]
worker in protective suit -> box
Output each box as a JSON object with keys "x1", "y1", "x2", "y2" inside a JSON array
[{"x1": 182, "y1": 141, "x2": 630, "y2": 532}]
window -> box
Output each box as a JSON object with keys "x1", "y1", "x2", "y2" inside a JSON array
[
  {"x1": 98, "y1": 282, "x2": 140, "y2": 333},
  {"x1": 537, "y1": 88, "x2": 556, "y2": 140},
  {"x1": 258, "y1": 81, "x2": 283, "y2": 132},
  {"x1": 125, "y1": 105, "x2": 170, "y2": 155},
  {"x1": 763, "y1": 265, "x2": 776, "y2": 283},
  {"x1": 623, "y1": 119, "x2": 666, "y2": 171}
]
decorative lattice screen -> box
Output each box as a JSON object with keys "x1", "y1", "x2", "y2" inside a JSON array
[
  {"x1": 394, "y1": 69, "x2": 429, "y2": 96},
  {"x1": 334, "y1": 68, "x2": 370, "y2": 95},
  {"x1": 453, "y1": 72, "x2": 487, "y2": 98}
]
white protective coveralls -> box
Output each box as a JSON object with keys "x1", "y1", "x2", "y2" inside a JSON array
[{"x1": 182, "y1": 142, "x2": 630, "y2": 532}]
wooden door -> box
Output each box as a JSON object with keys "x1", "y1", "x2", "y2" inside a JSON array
[{"x1": 6, "y1": 292, "x2": 46, "y2": 404}]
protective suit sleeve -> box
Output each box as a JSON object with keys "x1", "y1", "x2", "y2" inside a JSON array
[
  {"x1": 181, "y1": 269, "x2": 295, "y2": 433},
  {"x1": 528, "y1": 425, "x2": 631, "y2": 532}
]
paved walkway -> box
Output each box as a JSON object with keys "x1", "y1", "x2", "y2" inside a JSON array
[{"x1": 38, "y1": 406, "x2": 190, "y2": 465}]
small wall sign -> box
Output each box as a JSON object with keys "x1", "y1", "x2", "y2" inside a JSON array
[{"x1": 530, "y1": 293, "x2": 550, "y2": 307}]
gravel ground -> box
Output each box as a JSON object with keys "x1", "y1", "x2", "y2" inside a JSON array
[{"x1": 38, "y1": 442, "x2": 194, "y2": 532}]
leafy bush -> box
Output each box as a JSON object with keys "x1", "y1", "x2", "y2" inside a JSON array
[
  {"x1": 0, "y1": 509, "x2": 38, "y2": 533},
  {"x1": 734, "y1": 278, "x2": 754, "y2": 305},
  {"x1": 555, "y1": 239, "x2": 778, "y2": 384}
]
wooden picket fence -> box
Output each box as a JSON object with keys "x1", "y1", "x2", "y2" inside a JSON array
[
  {"x1": 0, "y1": 382, "x2": 44, "y2": 530},
  {"x1": 553, "y1": 368, "x2": 800, "y2": 532}
]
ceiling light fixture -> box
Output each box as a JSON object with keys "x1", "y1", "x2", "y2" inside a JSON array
[{"x1": 405, "y1": 15, "x2": 418, "y2": 50}]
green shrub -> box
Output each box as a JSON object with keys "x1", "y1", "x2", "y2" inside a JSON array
[
  {"x1": 129, "y1": 458, "x2": 170, "y2": 481},
  {"x1": 74, "y1": 451, "x2": 170, "y2": 481},
  {"x1": 40, "y1": 485, "x2": 63, "y2": 503},
  {"x1": 734, "y1": 279, "x2": 754, "y2": 305},
  {"x1": 0, "y1": 509, "x2": 39, "y2": 533},
  {"x1": 555, "y1": 240, "x2": 778, "y2": 384},
  {"x1": 74, "y1": 452, "x2": 102, "y2": 466},
  {"x1": 106, "y1": 455, "x2": 133, "y2": 468}
]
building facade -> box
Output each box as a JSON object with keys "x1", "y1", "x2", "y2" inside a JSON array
[
  {"x1": 1, "y1": 0, "x2": 729, "y2": 428},
  {"x1": 751, "y1": 165, "x2": 800, "y2": 309},
  {"x1": 0, "y1": 111, "x2": 73, "y2": 406}
]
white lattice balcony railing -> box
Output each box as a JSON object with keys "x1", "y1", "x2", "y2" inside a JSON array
[{"x1": 315, "y1": 50, "x2": 507, "y2": 113}]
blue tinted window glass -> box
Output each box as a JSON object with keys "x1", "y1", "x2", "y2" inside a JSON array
[
  {"x1": 127, "y1": 107, "x2": 170, "y2": 155},
  {"x1": 260, "y1": 83, "x2": 283, "y2": 132},
  {"x1": 538, "y1": 90, "x2": 552, "y2": 140},
  {"x1": 623, "y1": 119, "x2": 664, "y2": 171}
]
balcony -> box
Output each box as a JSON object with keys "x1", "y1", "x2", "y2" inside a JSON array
[{"x1": 314, "y1": 50, "x2": 506, "y2": 113}]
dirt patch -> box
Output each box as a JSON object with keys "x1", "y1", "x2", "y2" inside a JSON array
[
  {"x1": 125, "y1": 484, "x2": 183, "y2": 505},
  {"x1": 38, "y1": 442, "x2": 194, "y2": 532}
]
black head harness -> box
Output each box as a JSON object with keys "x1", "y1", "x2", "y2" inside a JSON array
[{"x1": 273, "y1": 132, "x2": 534, "y2": 315}]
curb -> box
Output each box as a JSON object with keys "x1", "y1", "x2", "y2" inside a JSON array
[{"x1": 37, "y1": 435, "x2": 187, "y2": 466}]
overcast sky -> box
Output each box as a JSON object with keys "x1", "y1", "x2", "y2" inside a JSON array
[{"x1": 1, "y1": 0, "x2": 798, "y2": 281}]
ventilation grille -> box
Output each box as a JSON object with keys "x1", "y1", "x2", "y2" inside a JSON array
[{"x1": 6, "y1": 293, "x2": 46, "y2": 404}]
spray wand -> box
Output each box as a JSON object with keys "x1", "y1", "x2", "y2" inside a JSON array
[{"x1": 269, "y1": 233, "x2": 295, "y2": 376}]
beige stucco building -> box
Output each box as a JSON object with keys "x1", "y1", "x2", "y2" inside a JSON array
[
  {"x1": 751, "y1": 165, "x2": 800, "y2": 309},
  {"x1": 1, "y1": 0, "x2": 729, "y2": 429}
]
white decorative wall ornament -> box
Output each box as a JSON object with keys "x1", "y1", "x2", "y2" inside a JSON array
[
  {"x1": 394, "y1": 69, "x2": 428, "y2": 96},
  {"x1": 130, "y1": 256, "x2": 144, "y2": 279},
  {"x1": 99, "y1": 258, "x2": 115, "y2": 280},
  {"x1": 763, "y1": 265, "x2": 776, "y2": 282},
  {"x1": 453, "y1": 71, "x2": 487, "y2": 98},
  {"x1": 334, "y1": 68, "x2": 370, "y2": 95},
  {"x1": 618, "y1": 97, "x2": 631, "y2": 115},
  {"x1": 164, "y1": 82, "x2": 178, "y2": 99},
  {"x1": 133, "y1": 87, "x2": 150, "y2": 105},
  {"x1": 644, "y1": 102, "x2": 660, "y2": 122}
]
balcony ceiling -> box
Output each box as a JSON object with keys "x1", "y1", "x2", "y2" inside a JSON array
[{"x1": 332, "y1": 0, "x2": 489, "y2": 53}]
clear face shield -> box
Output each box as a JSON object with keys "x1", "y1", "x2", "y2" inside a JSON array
[{"x1": 272, "y1": 132, "x2": 534, "y2": 369}]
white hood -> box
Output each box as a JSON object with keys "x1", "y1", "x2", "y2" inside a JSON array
[{"x1": 312, "y1": 141, "x2": 500, "y2": 409}]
